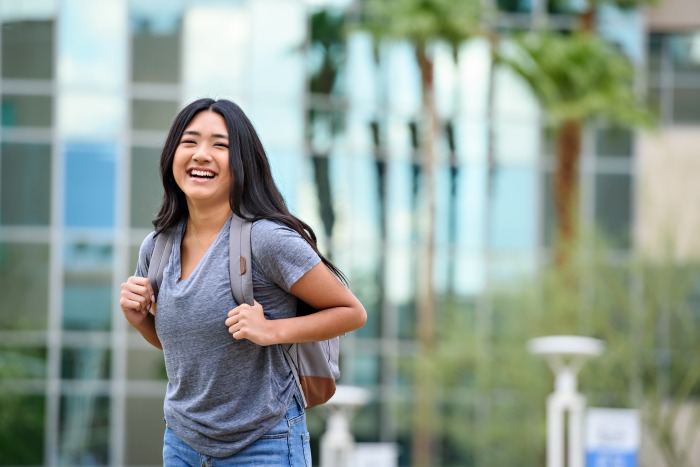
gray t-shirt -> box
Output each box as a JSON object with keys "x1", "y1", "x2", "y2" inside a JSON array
[{"x1": 135, "y1": 216, "x2": 321, "y2": 457}]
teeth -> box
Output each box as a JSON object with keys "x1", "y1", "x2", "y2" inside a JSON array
[{"x1": 191, "y1": 169, "x2": 215, "y2": 178}]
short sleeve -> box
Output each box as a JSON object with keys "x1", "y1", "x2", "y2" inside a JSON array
[
  {"x1": 251, "y1": 220, "x2": 321, "y2": 292},
  {"x1": 135, "y1": 231, "x2": 157, "y2": 278}
]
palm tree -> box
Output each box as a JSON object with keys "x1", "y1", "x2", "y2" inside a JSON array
[
  {"x1": 497, "y1": 31, "x2": 651, "y2": 265},
  {"x1": 305, "y1": 10, "x2": 347, "y2": 249},
  {"x1": 358, "y1": 1, "x2": 480, "y2": 465}
]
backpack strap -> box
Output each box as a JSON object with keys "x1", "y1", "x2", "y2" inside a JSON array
[
  {"x1": 228, "y1": 214, "x2": 309, "y2": 407},
  {"x1": 229, "y1": 214, "x2": 254, "y2": 306},
  {"x1": 147, "y1": 228, "x2": 175, "y2": 299}
]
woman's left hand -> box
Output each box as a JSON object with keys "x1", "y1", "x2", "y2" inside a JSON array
[{"x1": 225, "y1": 301, "x2": 274, "y2": 346}]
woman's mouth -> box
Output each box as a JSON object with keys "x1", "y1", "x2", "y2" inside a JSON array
[{"x1": 188, "y1": 169, "x2": 216, "y2": 179}]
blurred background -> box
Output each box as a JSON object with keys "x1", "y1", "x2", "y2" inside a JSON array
[{"x1": 1, "y1": 0, "x2": 700, "y2": 466}]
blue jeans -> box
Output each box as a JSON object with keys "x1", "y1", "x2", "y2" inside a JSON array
[{"x1": 163, "y1": 393, "x2": 312, "y2": 466}]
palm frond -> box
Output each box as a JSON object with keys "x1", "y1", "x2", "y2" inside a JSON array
[{"x1": 498, "y1": 31, "x2": 654, "y2": 126}]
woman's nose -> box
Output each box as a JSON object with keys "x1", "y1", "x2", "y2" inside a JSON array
[{"x1": 192, "y1": 147, "x2": 211, "y2": 163}]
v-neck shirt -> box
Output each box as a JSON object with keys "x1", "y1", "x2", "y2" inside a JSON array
[{"x1": 135, "y1": 216, "x2": 321, "y2": 457}]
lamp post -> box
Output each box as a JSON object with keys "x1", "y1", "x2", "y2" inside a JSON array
[
  {"x1": 319, "y1": 385, "x2": 370, "y2": 467},
  {"x1": 528, "y1": 335, "x2": 604, "y2": 467}
]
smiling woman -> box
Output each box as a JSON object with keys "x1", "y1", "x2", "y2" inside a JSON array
[
  {"x1": 172, "y1": 111, "x2": 232, "y2": 213},
  {"x1": 119, "y1": 98, "x2": 366, "y2": 466}
]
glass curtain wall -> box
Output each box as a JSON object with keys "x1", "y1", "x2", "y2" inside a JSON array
[
  {"x1": 0, "y1": 0, "x2": 656, "y2": 465},
  {"x1": 0, "y1": 1, "x2": 57, "y2": 465}
]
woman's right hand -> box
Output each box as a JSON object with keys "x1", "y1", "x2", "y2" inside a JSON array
[{"x1": 120, "y1": 276, "x2": 156, "y2": 327}]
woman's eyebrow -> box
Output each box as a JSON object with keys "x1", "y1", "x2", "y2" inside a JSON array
[{"x1": 182, "y1": 130, "x2": 229, "y2": 140}]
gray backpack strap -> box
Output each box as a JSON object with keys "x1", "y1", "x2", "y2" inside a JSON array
[
  {"x1": 283, "y1": 344, "x2": 308, "y2": 408},
  {"x1": 229, "y1": 214, "x2": 254, "y2": 306},
  {"x1": 147, "y1": 229, "x2": 175, "y2": 299},
  {"x1": 228, "y1": 214, "x2": 309, "y2": 407}
]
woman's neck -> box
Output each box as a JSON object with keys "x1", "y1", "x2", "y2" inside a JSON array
[{"x1": 186, "y1": 202, "x2": 232, "y2": 236}]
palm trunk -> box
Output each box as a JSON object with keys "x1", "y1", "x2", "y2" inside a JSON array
[
  {"x1": 474, "y1": 31, "x2": 498, "y2": 464},
  {"x1": 554, "y1": 119, "x2": 581, "y2": 266},
  {"x1": 311, "y1": 154, "x2": 335, "y2": 255},
  {"x1": 412, "y1": 43, "x2": 437, "y2": 467},
  {"x1": 581, "y1": 8, "x2": 595, "y2": 33}
]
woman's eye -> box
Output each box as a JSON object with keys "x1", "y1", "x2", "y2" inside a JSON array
[
  {"x1": 180, "y1": 140, "x2": 196, "y2": 145},
  {"x1": 215, "y1": 143, "x2": 229, "y2": 148}
]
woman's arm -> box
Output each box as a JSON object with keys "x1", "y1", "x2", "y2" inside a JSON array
[
  {"x1": 120, "y1": 276, "x2": 163, "y2": 349},
  {"x1": 225, "y1": 262, "x2": 366, "y2": 346}
]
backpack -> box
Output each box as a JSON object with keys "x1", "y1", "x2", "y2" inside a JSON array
[{"x1": 146, "y1": 214, "x2": 340, "y2": 409}]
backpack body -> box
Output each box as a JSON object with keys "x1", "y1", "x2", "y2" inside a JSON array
[{"x1": 147, "y1": 214, "x2": 339, "y2": 408}]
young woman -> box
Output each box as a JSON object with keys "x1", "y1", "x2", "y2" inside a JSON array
[{"x1": 119, "y1": 98, "x2": 366, "y2": 466}]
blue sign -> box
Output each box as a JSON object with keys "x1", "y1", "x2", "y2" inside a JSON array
[
  {"x1": 586, "y1": 451, "x2": 637, "y2": 467},
  {"x1": 585, "y1": 408, "x2": 640, "y2": 467}
]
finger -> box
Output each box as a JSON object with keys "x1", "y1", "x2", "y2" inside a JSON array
[
  {"x1": 122, "y1": 282, "x2": 149, "y2": 301},
  {"x1": 227, "y1": 306, "x2": 242, "y2": 318},
  {"x1": 127, "y1": 275, "x2": 150, "y2": 286},
  {"x1": 229, "y1": 324, "x2": 242, "y2": 338},
  {"x1": 142, "y1": 279, "x2": 155, "y2": 304},
  {"x1": 124, "y1": 280, "x2": 153, "y2": 305},
  {"x1": 120, "y1": 297, "x2": 144, "y2": 313},
  {"x1": 122, "y1": 290, "x2": 150, "y2": 313}
]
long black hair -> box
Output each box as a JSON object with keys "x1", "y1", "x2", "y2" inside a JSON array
[{"x1": 153, "y1": 98, "x2": 347, "y2": 284}]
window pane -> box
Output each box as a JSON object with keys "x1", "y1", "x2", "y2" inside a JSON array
[
  {"x1": 63, "y1": 242, "x2": 113, "y2": 331},
  {"x1": 1, "y1": 94, "x2": 53, "y2": 127},
  {"x1": 647, "y1": 33, "x2": 663, "y2": 77},
  {"x1": 130, "y1": 147, "x2": 163, "y2": 229},
  {"x1": 131, "y1": 99, "x2": 179, "y2": 131},
  {"x1": 126, "y1": 348, "x2": 166, "y2": 380},
  {"x1": 0, "y1": 243, "x2": 50, "y2": 330},
  {"x1": 1, "y1": 143, "x2": 52, "y2": 226},
  {"x1": 397, "y1": 301, "x2": 416, "y2": 340},
  {"x1": 489, "y1": 167, "x2": 537, "y2": 252},
  {"x1": 349, "y1": 354, "x2": 379, "y2": 386},
  {"x1": 647, "y1": 86, "x2": 663, "y2": 122},
  {"x1": 129, "y1": 245, "x2": 140, "y2": 276},
  {"x1": 672, "y1": 87, "x2": 700, "y2": 123},
  {"x1": 595, "y1": 173, "x2": 632, "y2": 248},
  {"x1": 61, "y1": 347, "x2": 111, "y2": 380},
  {"x1": 496, "y1": 0, "x2": 532, "y2": 13},
  {"x1": 595, "y1": 126, "x2": 633, "y2": 158},
  {"x1": 1, "y1": 20, "x2": 54, "y2": 79},
  {"x1": 131, "y1": 15, "x2": 181, "y2": 83},
  {"x1": 0, "y1": 394, "x2": 45, "y2": 465},
  {"x1": 125, "y1": 396, "x2": 166, "y2": 465},
  {"x1": 64, "y1": 143, "x2": 116, "y2": 228},
  {"x1": 669, "y1": 33, "x2": 700, "y2": 74},
  {"x1": 58, "y1": 0, "x2": 125, "y2": 90},
  {"x1": 58, "y1": 394, "x2": 109, "y2": 465},
  {"x1": 0, "y1": 347, "x2": 47, "y2": 379}
]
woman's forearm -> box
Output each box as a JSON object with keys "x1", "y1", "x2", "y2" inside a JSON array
[
  {"x1": 269, "y1": 304, "x2": 366, "y2": 344},
  {"x1": 133, "y1": 313, "x2": 163, "y2": 349}
]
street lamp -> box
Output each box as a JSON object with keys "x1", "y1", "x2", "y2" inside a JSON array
[
  {"x1": 319, "y1": 385, "x2": 370, "y2": 467},
  {"x1": 528, "y1": 335, "x2": 604, "y2": 467}
]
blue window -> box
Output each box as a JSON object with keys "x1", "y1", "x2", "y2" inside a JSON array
[{"x1": 64, "y1": 143, "x2": 116, "y2": 228}]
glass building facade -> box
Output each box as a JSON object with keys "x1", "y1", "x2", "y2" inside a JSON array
[{"x1": 0, "y1": 0, "x2": 697, "y2": 465}]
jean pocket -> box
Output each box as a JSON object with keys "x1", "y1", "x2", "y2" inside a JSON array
[{"x1": 259, "y1": 413, "x2": 290, "y2": 440}]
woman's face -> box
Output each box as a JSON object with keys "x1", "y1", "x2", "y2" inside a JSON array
[{"x1": 172, "y1": 110, "x2": 232, "y2": 208}]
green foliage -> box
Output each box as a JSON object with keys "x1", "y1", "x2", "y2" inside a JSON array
[
  {"x1": 498, "y1": 31, "x2": 654, "y2": 127},
  {"x1": 0, "y1": 350, "x2": 46, "y2": 464},
  {"x1": 308, "y1": 10, "x2": 346, "y2": 95},
  {"x1": 360, "y1": 0, "x2": 480, "y2": 51},
  {"x1": 416, "y1": 232, "x2": 700, "y2": 466}
]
